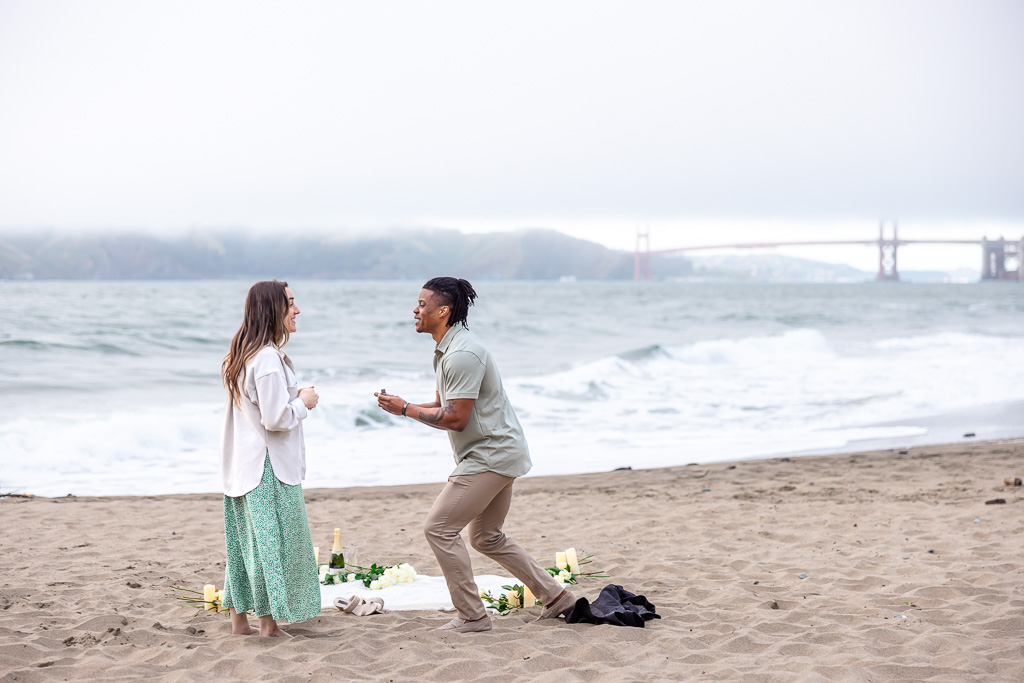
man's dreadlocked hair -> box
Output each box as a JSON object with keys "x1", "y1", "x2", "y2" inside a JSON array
[{"x1": 422, "y1": 277, "x2": 477, "y2": 329}]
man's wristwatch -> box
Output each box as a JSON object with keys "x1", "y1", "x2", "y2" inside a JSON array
[{"x1": 402, "y1": 402, "x2": 410, "y2": 417}]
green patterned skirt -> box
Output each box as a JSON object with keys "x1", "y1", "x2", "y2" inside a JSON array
[{"x1": 222, "y1": 454, "x2": 321, "y2": 623}]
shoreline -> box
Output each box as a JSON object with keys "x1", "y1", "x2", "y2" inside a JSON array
[
  {"x1": 10, "y1": 414, "x2": 1024, "y2": 499},
  {"x1": 3, "y1": 438, "x2": 1023, "y2": 680},
  {"x1": 9, "y1": 435, "x2": 1022, "y2": 504},
  {"x1": 779, "y1": 400, "x2": 1024, "y2": 461}
]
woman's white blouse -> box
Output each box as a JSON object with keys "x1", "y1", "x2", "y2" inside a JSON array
[{"x1": 221, "y1": 345, "x2": 309, "y2": 497}]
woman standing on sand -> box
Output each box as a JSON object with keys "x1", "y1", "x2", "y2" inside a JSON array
[{"x1": 220, "y1": 280, "x2": 321, "y2": 637}]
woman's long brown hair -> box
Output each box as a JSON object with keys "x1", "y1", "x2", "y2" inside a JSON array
[{"x1": 222, "y1": 280, "x2": 290, "y2": 407}]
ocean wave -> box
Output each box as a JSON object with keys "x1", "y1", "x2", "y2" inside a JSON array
[
  {"x1": 353, "y1": 407, "x2": 392, "y2": 427},
  {"x1": 872, "y1": 331, "x2": 1012, "y2": 351},
  {"x1": 519, "y1": 330, "x2": 835, "y2": 397},
  {"x1": 616, "y1": 344, "x2": 670, "y2": 362},
  {"x1": 668, "y1": 329, "x2": 833, "y2": 365},
  {"x1": 0, "y1": 338, "x2": 143, "y2": 356},
  {"x1": 0, "y1": 339, "x2": 50, "y2": 349}
]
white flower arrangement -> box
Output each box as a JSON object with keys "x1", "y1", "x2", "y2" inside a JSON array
[
  {"x1": 545, "y1": 547, "x2": 605, "y2": 584},
  {"x1": 320, "y1": 561, "x2": 417, "y2": 589}
]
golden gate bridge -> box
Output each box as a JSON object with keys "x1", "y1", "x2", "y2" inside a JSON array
[{"x1": 632, "y1": 223, "x2": 1023, "y2": 282}]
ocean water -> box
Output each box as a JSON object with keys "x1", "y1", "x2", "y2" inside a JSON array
[{"x1": 2, "y1": 280, "x2": 1022, "y2": 497}]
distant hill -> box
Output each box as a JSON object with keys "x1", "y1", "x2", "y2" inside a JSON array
[
  {"x1": 686, "y1": 253, "x2": 979, "y2": 283},
  {"x1": 0, "y1": 228, "x2": 696, "y2": 281},
  {"x1": 688, "y1": 253, "x2": 871, "y2": 283}
]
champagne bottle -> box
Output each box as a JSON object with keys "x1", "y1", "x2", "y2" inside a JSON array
[{"x1": 329, "y1": 528, "x2": 345, "y2": 570}]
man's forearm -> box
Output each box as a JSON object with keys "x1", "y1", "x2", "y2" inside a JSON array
[{"x1": 407, "y1": 399, "x2": 464, "y2": 431}]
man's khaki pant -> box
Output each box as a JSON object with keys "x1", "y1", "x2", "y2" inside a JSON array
[{"x1": 424, "y1": 471, "x2": 564, "y2": 621}]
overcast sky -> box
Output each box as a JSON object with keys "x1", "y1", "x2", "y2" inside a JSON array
[{"x1": 1, "y1": 1, "x2": 1022, "y2": 270}]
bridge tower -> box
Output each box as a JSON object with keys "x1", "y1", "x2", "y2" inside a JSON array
[
  {"x1": 981, "y1": 237, "x2": 1023, "y2": 281},
  {"x1": 634, "y1": 227, "x2": 651, "y2": 280},
  {"x1": 876, "y1": 222, "x2": 900, "y2": 281}
]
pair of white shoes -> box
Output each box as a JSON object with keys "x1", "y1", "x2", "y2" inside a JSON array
[{"x1": 333, "y1": 595, "x2": 385, "y2": 616}]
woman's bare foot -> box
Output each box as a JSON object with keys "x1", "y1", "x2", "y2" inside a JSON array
[
  {"x1": 260, "y1": 628, "x2": 292, "y2": 638},
  {"x1": 229, "y1": 608, "x2": 256, "y2": 635},
  {"x1": 258, "y1": 615, "x2": 292, "y2": 638}
]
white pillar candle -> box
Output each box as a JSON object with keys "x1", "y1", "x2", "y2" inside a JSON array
[
  {"x1": 566, "y1": 547, "x2": 580, "y2": 575},
  {"x1": 556, "y1": 551, "x2": 567, "y2": 570},
  {"x1": 203, "y1": 584, "x2": 216, "y2": 611},
  {"x1": 506, "y1": 589, "x2": 520, "y2": 608},
  {"x1": 523, "y1": 585, "x2": 535, "y2": 606},
  {"x1": 313, "y1": 546, "x2": 320, "y2": 565}
]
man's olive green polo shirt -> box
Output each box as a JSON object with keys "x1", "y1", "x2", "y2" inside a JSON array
[{"x1": 433, "y1": 324, "x2": 532, "y2": 478}]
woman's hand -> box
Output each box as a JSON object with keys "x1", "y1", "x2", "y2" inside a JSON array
[{"x1": 299, "y1": 386, "x2": 319, "y2": 410}]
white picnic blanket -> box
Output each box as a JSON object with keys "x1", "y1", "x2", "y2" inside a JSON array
[{"x1": 319, "y1": 574, "x2": 516, "y2": 612}]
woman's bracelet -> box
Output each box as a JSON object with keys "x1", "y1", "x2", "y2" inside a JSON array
[{"x1": 402, "y1": 402, "x2": 410, "y2": 417}]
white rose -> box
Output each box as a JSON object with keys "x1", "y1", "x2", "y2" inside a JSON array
[
  {"x1": 369, "y1": 580, "x2": 382, "y2": 591},
  {"x1": 347, "y1": 573, "x2": 356, "y2": 582}
]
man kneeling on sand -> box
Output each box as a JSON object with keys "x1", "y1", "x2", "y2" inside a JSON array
[{"x1": 375, "y1": 277, "x2": 576, "y2": 633}]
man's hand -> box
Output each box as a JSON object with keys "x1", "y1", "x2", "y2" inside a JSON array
[
  {"x1": 373, "y1": 389, "x2": 474, "y2": 431},
  {"x1": 374, "y1": 389, "x2": 406, "y2": 416}
]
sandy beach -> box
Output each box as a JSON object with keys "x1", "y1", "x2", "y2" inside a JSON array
[{"x1": 2, "y1": 439, "x2": 1022, "y2": 682}]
